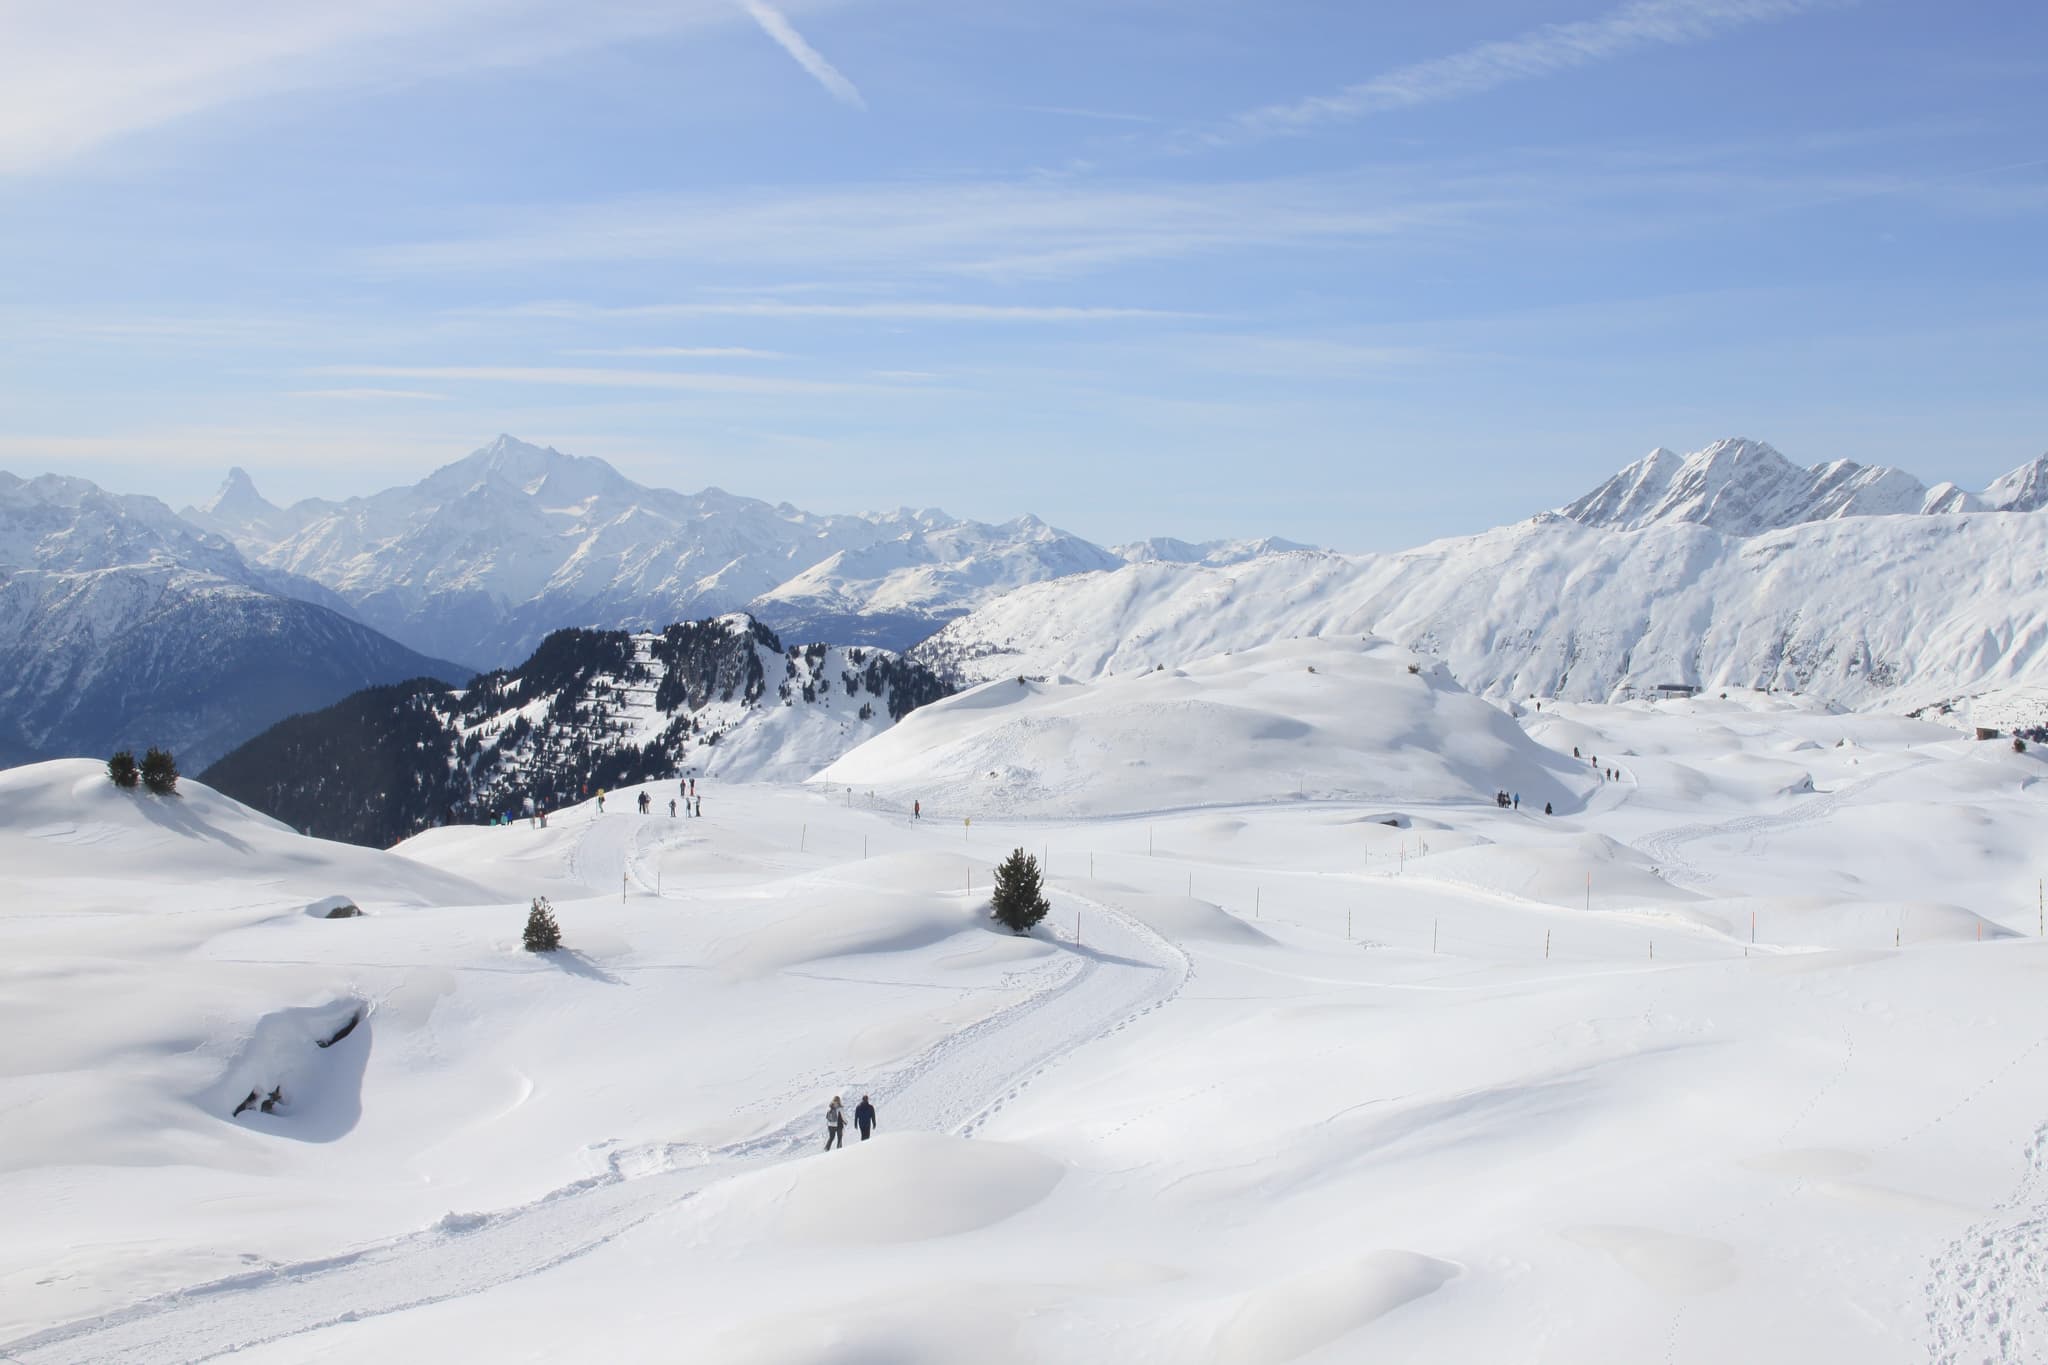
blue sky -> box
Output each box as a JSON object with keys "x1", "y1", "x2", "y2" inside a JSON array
[{"x1": 2, "y1": 0, "x2": 2043, "y2": 549}]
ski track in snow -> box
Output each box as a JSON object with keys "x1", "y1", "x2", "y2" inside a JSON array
[
  {"x1": 2, "y1": 816, "x2": 1188, "y2": 1365},
  {"x1": 1925, "y1": 1124, "x2": 2048, "y2": 1364},
  {"x1": 1630, "y1": 785, "x2": 1846, "y2": 889}
]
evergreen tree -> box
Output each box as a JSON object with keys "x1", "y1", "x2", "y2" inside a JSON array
[
  {"x1": 107, "y1": 750, "x2": 139, "y2": 789},
  {"x1": 524, "y1": 896, "x2": 562, "y2": 952},
  {"x1": 990, "y1": 849, "x2": 1050, "y2": 934},
  {"x1": 140, "y1": 747, "x2": 179, "y2": 795}
]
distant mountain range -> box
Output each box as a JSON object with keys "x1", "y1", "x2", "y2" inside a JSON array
[
  {"x1": 0, "y1": 472, "x2": 467, "y2": 769},
  {"x1": 1559, "y1": 437, "x2": 2048, "y2": 534},
  {"x1": 914, "y1": 439, "x2": 2048, "y2": 713},
  {"x1": 182, "y1": 435, "x2": 1285, "y2": 667},
  {"x1": 6, "y1": 431, "x2": 2048, "y2": 774}
]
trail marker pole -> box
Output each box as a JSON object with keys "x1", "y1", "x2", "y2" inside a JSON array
[
  {"x1": 1187, "y1": 872, "x2": 1193, "y2": 897},
  {"x1": 1649, "y1": 939, "x2": 1654, "y2": 961},
  {"x1": 1432, "y1": 917, "x2": 1438, "y2": 953},
  {"x1": 1545, "y1": 929, "x2": 1551, "y2": 960},
  {"x1": 1347, "y1": 909, "x2": 1353, "y2": 939},
  {"x1": 1255, "y1": 887, "x2": 1261, "y2": 918},
  {"x1": 1751, "y1": 910, "x2": 1756, "y2": 944},
  {"x1": 1585, "y1": 872, "x2": 1591, "y2": 912},
  {"x1": 1077, "y1": 909, "x2": 1083, "y2": 948},
  {"x1": 622, "y1": 872, "x2": 627, "y2": 904},
  {"x1": 1149, "y1": 826, "x2": 1154, "y2": 856},
  {"x1": 1896, "y1": 927, "x2": 1901, "y2": 948},
  {"x1": 800, "y1": 823, "x2": 806, "y2": 853},
  {"x1": 1090, "y1": 853, "x2": 1095, "y2": 878},
  {"x1": 2038, "y1": 879, "x2": 2042, "y2": 936},
  {"x1": 964, "y1": 818, "x2": 970, "y2": 843},
  {"x1": 863, "y1": 836, "x2": 868, "y2": 860}
]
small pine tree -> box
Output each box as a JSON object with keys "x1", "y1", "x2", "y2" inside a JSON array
[
  {"x1": 107, "y1": 750, "x2": 139, "y2": 789},
  {"x1": 990, "y1": 848, "x2": 1050, "y2": 935},
  {"x1": 140, "y1": 747, "x2": 179, "y2": 795},
  {"x1": 524, "y1": 896, "x2": 562, "y2": 952}
]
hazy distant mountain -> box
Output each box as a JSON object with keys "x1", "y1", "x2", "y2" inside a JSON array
[
  {"x1": 1112, "y1": 535, "x2": 1318, "y2": 565},
  {"x1": 1559, "y1": 437, "x2": 2048, "y2": 534},
  {"x1": 0, "y1": 471, "x2": 468, "y2": 767},
  {"x1": 204, "y1": 614, "x2": 950, "y2": 847},
  {"x1": 185, "y1": 436, "x2": 1129, "y2": 665}
]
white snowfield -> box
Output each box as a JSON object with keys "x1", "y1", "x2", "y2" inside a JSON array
[
  {"x1": 3, "y1": 639, "x2": 2047, "y2": 1364},
  {"x1": 915, "y1": 506, "x2": 2048, "y2": 712}
]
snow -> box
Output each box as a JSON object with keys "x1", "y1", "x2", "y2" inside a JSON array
[
  {"x1": 5, "y1": 648, "x2": 2048, "y2": 1363},
  {"x1": 1558, "y1": 437, "x2": 2048, "y2": 534},
  {"x1": 914, "y1": 508, "x2": 2048, "y2": 712},
  {"x1": 185, "y1": 436, "x2": 1126, "y2": 663}
]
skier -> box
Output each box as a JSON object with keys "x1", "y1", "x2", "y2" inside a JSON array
[
  {"x1": 824, "y1": 1096, "x2": 846, "y2": 1151},
  {"x1": 669, "y1": 798, "x2": 677, "y2": 818},
  {"x1": 695, "y1": 795, "x2": 703, "y2": 817},
  {"x1": 854, "y1": 1095, "x2": 878, "y2": 1142},
  {"x1": 597, "y1": 789, "x2": 606, "y2": 814},
  {"x1": 913, "y1": 800, "x2": 921, "y2": 821}
]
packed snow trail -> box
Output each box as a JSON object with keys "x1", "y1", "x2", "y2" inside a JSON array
[{"x1": 1, "y1": 872, "x2": 1184, "y2": 1364}]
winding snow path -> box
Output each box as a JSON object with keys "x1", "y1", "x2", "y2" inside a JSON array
[{"x1": 3, "y1": 822, "x2": 1188, "y2": 1365}]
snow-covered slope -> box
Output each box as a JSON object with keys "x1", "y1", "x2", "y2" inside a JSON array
[
  {"x1": 914, "y1": 510, "x2": 2048, "y2": 712},
  {"x1": 189, "y1": 436, "x2": 1125, "y2": 664},
  {"x1": 8, "y1": 681, "x2": 2048, "y2": 1363},
  {"x1": 819, "y1": 636, "x2": 1593, "y2": 817},
  {"x1": 1560, "y1": 437, "x2": 2048, "y2": 533},
  {"x1": 0, "y1": 473, "x2": 469, "y2": 768}
]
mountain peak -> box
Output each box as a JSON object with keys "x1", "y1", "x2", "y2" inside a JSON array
[
  {"x1": 1561, "y1": 437, "x2": 1927, "y2": 535},
  {"x1": 201, "y1": 466, "x2": 277, "y2": 520},
  {"x1": 1984, "y1": 453, "x2": 2048, "y2": 513}
]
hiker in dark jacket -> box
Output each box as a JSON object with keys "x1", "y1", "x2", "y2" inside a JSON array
[{"x1": 854, "y1": 1095, "x2": 877, "y2": 1141}]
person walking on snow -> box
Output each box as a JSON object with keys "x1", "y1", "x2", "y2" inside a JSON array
[
  {"x1": 597, "y1": 789, "x2": 606, "y2": 814},
  {"x1": 913, "y1": 800, "x2": 921, "y2": 821},
  {"x1": 854, "y1": 1095, "x2": 878, "y2": 1141},
  {"x1": 824, "y1": 1097, "x2": 846, "y2": 1151},
  {"x1": 669, "y1": 798, "x2": 677, "y2": 817},
  {"x1": 694, "y1": 795, "x2": 702, "y2": 817},
  {"x1": 1512, "y1": 792, "x2": 1520, "y2": 810}
]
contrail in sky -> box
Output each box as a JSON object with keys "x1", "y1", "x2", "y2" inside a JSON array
[{"x1": 740, "y1": 0, "x2": 867, "y2": 110}]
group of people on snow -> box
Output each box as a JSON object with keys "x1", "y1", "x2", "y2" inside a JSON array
[{"x1": 824, "y1": 1095, "x2": 879, "y2": 1150}]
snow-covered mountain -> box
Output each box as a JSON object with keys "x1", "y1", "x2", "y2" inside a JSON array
[
  {"x1": 0, "y1": 473, "x2": 468, "y2": 768},
  {"x1": 914, "y1": 507, "x2": 2048, "y2": 714},
  {"x1": 1112, "y1": 534, "x2": 1318, "y2": 566},
  {"x1": 1560, "y1": 437, "x2": 2048, "y2": 533},
  {"x1": 185, "y1": 436, "x2": 1127, "y2": 666},
  {"x1": 203, "y1": 614, "x2": 951, "y2": 847}
]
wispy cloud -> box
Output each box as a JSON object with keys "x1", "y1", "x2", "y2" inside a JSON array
[
  {"x1": 558, "y1": 345, "x2": 789, "y2": 359},
  {"x1": 372, "y1": 175, "x2": 1473, "y2": 279},
  {"x1": 1220, "y1": 0, "x2": 1841, "y2": 142},
  {"x1": 497, "y1": 300, "x2": 1196, "y2": 324},
  {"x1": 0, "y1": 1, "x2": 801, "y2": 174},
  {"x1": 287, "y1": 387, "x2": 450, "y2": 400},
  {"x1": 739, "y1": 0, "x2": 865, "y2": 109},
  {"x1": 304, "y1": 363, "x2": 914, "y2": 396}
]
